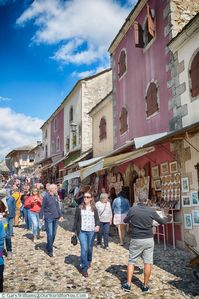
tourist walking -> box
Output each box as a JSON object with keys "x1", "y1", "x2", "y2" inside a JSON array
[
  {"x1": 96, "y1": 193, "x2": 112, "y2": 249},
  {"x1": 0, "y1": 189, "x2": 13, "y2": 260},
  {"x1": 26, "y1": 188, "x2": 42, "y2": 242},
  {"x1": 112, "y1": 189, "x2": 130, "y2": 245},
  {"x1": 23, "y1": 190, "x2": 32, "y2": 230},
  {"x1": 12, "y1": 187, "x2": 21, "y2": 227},
  {"x1": 72, "y1": 190, "x2": 100, "y2": 277},
  {"x1": 40, "y1": 184, "x2": 63, "y2": 257},
  {"x1": 122, "y1": 191, "x2": 171, "y2": 293},
  {"x1": 6, "y1": 191, "x2": 16, "y2": 237}
]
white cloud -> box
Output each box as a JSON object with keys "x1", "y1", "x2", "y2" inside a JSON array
[
  {"x1": 16, "y1": 0, "x2": 131, "y2": 66},
  {"x1": 0, "y1": 107, "x2": 44, "y2": 158},
  {"x1": 0, "y1": 96, "x2": 12, "y2": 102}
]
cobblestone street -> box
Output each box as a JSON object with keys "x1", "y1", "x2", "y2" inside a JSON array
[{"x1": 3, "y1": 212, "x2": 199, "y2": 298}]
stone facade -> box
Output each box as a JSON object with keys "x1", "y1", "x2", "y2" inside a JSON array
[{"x1": 81, "y1": 70, "x2": 112, "y2": 152}]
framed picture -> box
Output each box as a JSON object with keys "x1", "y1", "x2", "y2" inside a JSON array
[
  {"x1": 181, "y1": 177, "x2": 189, "y2": 193},
  {"x1": 191, "y1": 191, "x2": 199, "y2": 206},
  {"x1": 154, "y1": 179, "x2": 161, "y2": 190},
  {"x1": 182, "y1": 195, "x2": 191, "y2": 207},
  {"x1": 184, "y1": 214, "x2": 192, "y2": 229},
  {"x1": 192, "y1": 210, "x2": 199, "y2": 226},
  {"x1": 152, "y1": 165, "x2": 159, "y2": 178},
  {"x1": 160, "y1": 162, "x2": 169, "y2": 175},
  {"x1": 169, "y1": 161, "x2": 178, "y2": 174}
]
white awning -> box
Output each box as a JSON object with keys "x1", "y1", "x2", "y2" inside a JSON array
[
  {"x1": 80, "y1": 146, "x2": 155, "y2": 180},
  {"x1": 134, "y1": 132, "x2": 168, "y2": 148},
  {"x1": 78, "y1": 156, "x2": 103, "y2": 168},
  {"x1": 63, "y1": 170, "x2": 80, "y2": 182}
]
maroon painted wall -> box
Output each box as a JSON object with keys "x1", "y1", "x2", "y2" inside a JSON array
[
  {"x1": 50, "y1": 108, "x2": 64, "y2": 156},
  {"x1": 112, "y1": 0, "x2": 172, "y2": 149}
]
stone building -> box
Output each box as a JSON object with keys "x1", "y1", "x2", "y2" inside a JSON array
[{"x1": 168, "y1": 13, "x2": 199, "y2": 250}]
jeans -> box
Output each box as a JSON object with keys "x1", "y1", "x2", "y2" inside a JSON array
[
  {"x1": 45, "y1": 218, "x2": 58, "y2": 254},
  {"x1": 97, "y1": 222, "x2": 110, "y2": 248},
  {"x1": 7, "y1": 217, "x2": 14, "y2": 236},
  {"x1": 79, "y1": 230, "x2": 95, "y2": 272},
  {"x1": 29, "y1": 211, "x2": 41, "y2": 237},
  {"x1": 0, "y1": 265, "x2": 4, "y2": 292},
  {"x1": 5, "y1": 217, "x2": 13, "y2": 252},
  {"x1": 24, "y1": 208, "x2": 32, "y2": 230}
]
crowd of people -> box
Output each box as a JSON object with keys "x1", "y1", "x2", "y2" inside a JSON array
[{"x1": 0, "y1": 174, "x2": 171, "y2": 294}]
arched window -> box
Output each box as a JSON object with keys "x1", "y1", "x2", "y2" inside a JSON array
[
  {"x1": 118, "y1": 50, "x2": 127, "y2": 78},
  {"x1": 99, "y1": 117, "x2": 107, "y2": 141},
  {"x1": 56, "y1": 136, "x2": 60, "y2": 151},
  {"x1": 120, "y1": 107, "x2": 128, "y2": 134},
  {"x1": 69, "y1": 106, "x2": 73, "y2": 122},
  {"x1": 146, "y1": 82, "x2": 159, "y2": 117},
  {"x1": 190, "y1": 51, "x2": 199, "y2": 97}
]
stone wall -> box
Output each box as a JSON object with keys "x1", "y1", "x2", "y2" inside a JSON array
[
  {"x1": 81, "y1": 70, "x2": 112, "y2": 152},
  {"x1": 170, "y1": 0, "x2": 199, "y2": 38}
]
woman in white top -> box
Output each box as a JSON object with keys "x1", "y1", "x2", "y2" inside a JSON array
[
  {"x1": 96, "y1": 193, "x2": 112, "y2": 249},
  {"x1": 72, "y1": 190, "x2": 100, "y2": 278}
]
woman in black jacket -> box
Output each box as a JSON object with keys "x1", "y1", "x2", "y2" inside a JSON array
[{"x1": 72, "y1": 190, "x2": 100, "y2": 277}]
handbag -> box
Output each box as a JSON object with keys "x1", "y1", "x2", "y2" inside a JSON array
[{"x1": 71, "y1": 234, "x2": 78, "y2": 246}]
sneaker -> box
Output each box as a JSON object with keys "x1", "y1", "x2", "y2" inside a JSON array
[
  {"x1": 47, "y1": 252, "x2": 54, "y2": 258},
  {"x1": 7, "y1": 251, "x2": 12, "y2": 260},
  {"x1": 141, "y1": 285, "x2": 151, "y2": 293},
  {"x1": 122, "y1": 282, "x2": 131, "y2": 292},
  {"x1": 104, "y1": 246, "x2": 109, "y2": 250},
  {"x1": 81, "y1": 271, "x2": 88, "y2": 278}
]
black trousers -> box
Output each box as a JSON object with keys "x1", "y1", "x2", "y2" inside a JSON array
[{"x1": 0, "y1": 264, "x2": 4, "y2": 292}]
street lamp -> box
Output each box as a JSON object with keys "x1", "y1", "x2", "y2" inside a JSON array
[{"x1": 70, "y1": 122, "x2": 77, "y2": 132}]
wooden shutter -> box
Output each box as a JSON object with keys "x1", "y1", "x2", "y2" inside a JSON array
[
  {"x1": 120, "y1": 108, "x2": 128, "y2": 134},
  {"x1": 190, "y1": 52, "x2": 199, "y2": 97},
  {"x1": 99, "y1": 117, "x2": 107, "y2": 141},
  {"x1": 146, "y1": 83, "x2": 158, "y2": 117},
  {"x1": 118, "y1": 50, "x2": 126, "y2": 77},
  {"x1": 147, "y1": 4, "x2": 155, "y2": 37},
  {"x1": 134, "y1": 21, "x2": 144, "y2": 48}
]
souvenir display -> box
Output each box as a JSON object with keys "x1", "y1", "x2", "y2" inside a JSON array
[
  {"x1": 160, "y1": 173, "x2": 181, "y2": 209},
  {"x1": 107, "y1": 172, "x2": 123, "y2": 194}
]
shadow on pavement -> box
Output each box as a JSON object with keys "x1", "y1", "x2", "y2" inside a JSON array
[
  {"x1": 22, "y1": 233, "x2": 33, "y2": 241},
  {"x1": 64, "y1": 254, "x2": 80, "y2": 272},
  {"x1": 153, "y1": 244, "x2": 199, "y2": 296},
  {"x1": 106, "y1": 264, "x2": 143, "y2": 287}
]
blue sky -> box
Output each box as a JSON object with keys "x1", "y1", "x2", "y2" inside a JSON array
[{"x1": 0, "y1": 0, "x2": 137, "y2": 158}]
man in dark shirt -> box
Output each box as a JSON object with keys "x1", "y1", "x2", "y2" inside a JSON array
[
  {"x1": 40, "y1": 184, "x2": 63, "y2": 257},
  {"x1": 122, "y1": 191, "x2": 171, "y2": 293}
]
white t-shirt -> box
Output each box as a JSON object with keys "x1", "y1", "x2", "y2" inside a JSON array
[
  {"x1": 81, "y1": 207, "x2": 95, "y2": 231},
  {"x1": 96, "y1": 201, "x2": 112, "y2": 223}
]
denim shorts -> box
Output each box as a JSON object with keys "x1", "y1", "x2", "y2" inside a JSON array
[{"x1": 128, "y1": 238, "x2": 154, "y2": 265}]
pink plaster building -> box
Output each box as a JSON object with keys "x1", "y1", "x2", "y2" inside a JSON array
[
  {"x1": 109, "y1": 0, "x2": 199, "y2": 150},
  {"x1": 50, "y1": 108, "x2": 64, "y2": 156}
]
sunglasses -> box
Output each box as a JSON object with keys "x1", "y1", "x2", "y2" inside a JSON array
[{"x1": 84, "y1": 195, "x2": 91, "y2": 199}]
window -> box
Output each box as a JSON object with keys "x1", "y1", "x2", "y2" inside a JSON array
[
  {"x1": 99, "y1": 117, "x2": 107, "y2": 141},
  {"x1": 69, "y1": 106, "x2": 73, "y2": 122},
  {"x1": 66, "y1": 137, "x2": 70, "y2": 152},
  {"x1": 52, "y1": 141, "x2": 55, "y2": 154},
  {"x1": 54, "y1": 118, "x2": 57, "y2": 131},
  {"x1": 21, "y1": 154, "x2": 28, "y2": 161},
  {"x1": 45, "y1": 145, "x2": 48, "y2": 158},
  {"x1": 133, "y1": 4, "x2": 155, "y2": 48},
  {"x1": 45, "y1": 129, "x2": 47, "y2": 139},
  {"x1": 72, "y1": 132, "x2": 77, "y2": 148},
  {"x1": 29, "y1": 155, "x2": 34, "y2": 163},
  {"x1": 78, "y1": 123, "x2": 82, "y2": 145},
  {"x1": 190, "y1": 51, "x2": 199, "y2": 97},
  {"x1": 120, "y1": 107, "x2": 128, "y2": 134},
  {"x1": 118, "y1": 49, "x2": 127, "y2": 78},
  {"x1": 146, "y1": 82, "x2": 159, "y2": 117},
  {"x1": 56, "y1": 136, "x2": 60, "y2": 152}
]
